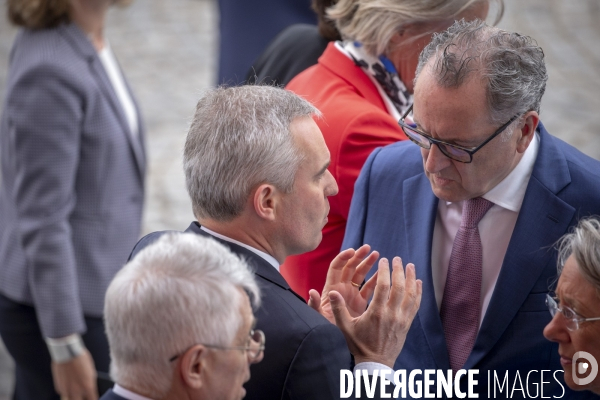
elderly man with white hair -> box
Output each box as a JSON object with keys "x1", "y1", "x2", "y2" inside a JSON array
[{"x1": 100, "y1": 233, "x2": 263, "y2": 400}]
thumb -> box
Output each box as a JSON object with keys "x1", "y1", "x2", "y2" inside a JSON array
[
  {"x1": 307, "y1": 289, "x2": 321, "y2": 313},
  {"x1": 329, "y1": 290, "x2": 352, "y2": 330}
]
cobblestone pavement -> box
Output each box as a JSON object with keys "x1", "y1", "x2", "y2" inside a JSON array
[{"x1": 0, "y1": 0, "x2": 599, "y2": 396}]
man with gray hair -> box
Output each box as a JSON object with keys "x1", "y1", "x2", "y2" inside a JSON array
[
  {"x1": 344, "y1": 19, "x2": 600, "y2": 398},
  {"x1": 101, "y1": 233, "x2": 263, "y2": 400},
  {"x1": 130, "y1": 85, "x2": 422, "y2": 400}
]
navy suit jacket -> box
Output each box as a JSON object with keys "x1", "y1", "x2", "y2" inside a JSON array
[
  {"x1": 343, "y1": 123, "x2": 600, "y2": 399},
  {"x1": 131, "y1": 223, "x2": 395, "y2": 400},
  {"x1": 99, "y1": 389, "x2": 127, "y2": 400}
]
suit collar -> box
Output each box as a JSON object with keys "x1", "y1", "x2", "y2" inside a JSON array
[
  {"x1": 112, "y1": 385, "x2": 151, "y2": 400},
  {"x1": 199, "y1": 225, "x2": 280, "y2": 271},
  {"x1": 58, "y1": 23, "x2": 145, "y2": 180},
  {"x1": 58, "y1": 23, "x2": 96, "y2": 61},
  {"x1": 465, "y1": 123, "x2": 574, "y2": 369},
  {"x1": 402, "y1": 174, "x2": 450, "y2": 370},
  {"x1": 185, "y1": 223, "x2": 304, "y2": 302},
  {"x1": 529, "y1": 122, "x2": 571, "y2": 193},
  {"x1": 318, "y1": 42, "x2": 388, "y2": 112}
]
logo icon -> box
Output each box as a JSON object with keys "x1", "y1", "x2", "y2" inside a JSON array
[{"x1": 572, "y1": 351, "x2": 598, "y2": 386}]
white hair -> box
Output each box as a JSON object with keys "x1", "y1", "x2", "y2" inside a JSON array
[
  {"x1": 104, "y1": 233, "x2": 260, "y2": 397},
  {"x1": 557, "y1": 217, "x2": 600, "y2": 296},
  {"x1": 328, "y1": 0, "x2": 503, "y2": 57},
  {"x1": 184, "y1": 85, "x2": 320, "y2": 221}
]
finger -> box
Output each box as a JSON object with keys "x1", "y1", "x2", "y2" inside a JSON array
[
  {"x1": 325, "y1": 248, "x2": 356, "y2": 284},
  {"x1": 359, "y1": 269, "x2": 378, "y2": 301},
  {"x1": 308, "y1": 289, "x2": 322, "y2": 313},
  {"x1": 339, "y1": 244, "x2": 371, "y2": 283},
  {"x1": 388, "y1": 257, "x2": 407, "y2": 308},
  {"x1": 369, "y1": 258, "x2": 391, "y2": 307},
  {"x1": 413, "y1": 279, "x2": 423, "y2": 314},
  {"x1": 351, "y1": 250, "x2": 379, "y2": 287},
  {"x1": 400, "y1": 263, "x2": 420, "y2": 313},
  {"x1": 329, "y1": 290, "x2": 353, "y2": 331},
  {"x1": 86, "y1": 385, "x2": 99, "y2": 400}
]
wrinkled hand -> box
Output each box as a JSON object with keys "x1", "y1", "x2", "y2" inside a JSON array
[
  {"x1": 329, "y1": 257, "x2": 422, "y2": 368},
  {"x1": 308, "y1": 245, "x2": 379, "y2": 324},
  {"x1": 52, "y1": 350, "x2": 98, "y2": 400}
]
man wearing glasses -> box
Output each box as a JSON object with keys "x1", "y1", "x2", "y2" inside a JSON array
[
  {"x1": 101, "y1": 233, "x2": 264, "y2": 400},
  {"x1": 344, "y1": 19, "x2": 600, "y2": 398}
]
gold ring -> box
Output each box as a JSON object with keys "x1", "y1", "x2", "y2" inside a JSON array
[{"x1": 350, "y1": 281, "x2": 361, "y2": 288}]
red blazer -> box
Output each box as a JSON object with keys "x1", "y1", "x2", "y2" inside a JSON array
[{"x1": 285, "y1": 43, "x2": 407, "y2": 299}]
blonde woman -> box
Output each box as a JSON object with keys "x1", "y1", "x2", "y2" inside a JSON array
[{"x1": 0, "y1": 0, "x2": 145, "y2": 398}]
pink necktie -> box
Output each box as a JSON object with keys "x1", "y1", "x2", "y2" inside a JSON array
[{"x1": 440, "y1": 197, "x2": 494, "y2": 371}]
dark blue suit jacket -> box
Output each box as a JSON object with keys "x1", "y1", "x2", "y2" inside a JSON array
[
  {"x1": 343, "y1": 123, "x2": 600, "y2": 399},
  {"x1": 131, "y1": 222, "x2": 378, "y2": 400},
  {"x1": 99, "y1": 389, "x2": 127, "y2": 400}
]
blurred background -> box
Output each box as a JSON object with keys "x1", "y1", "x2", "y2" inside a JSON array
[{"x1": 0, "y1": 0, "x2": 598, "y2": 396}]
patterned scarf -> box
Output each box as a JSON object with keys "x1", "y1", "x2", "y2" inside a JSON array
[{"x1": 336, "y1": 40, "x2": 413, "y2": 118}]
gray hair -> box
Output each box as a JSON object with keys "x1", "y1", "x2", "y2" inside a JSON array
[
  {"x1": 557, "y1": 217, "x2": 600, "y2": 296},
  {"x1": 328, "y1": 0, "x2": 503, "y2": 57},
  {"x1": 415, "y1": 19, "x2": 548, "y2": 124},
  {"x1": 104, "y1": 233, "x2": 260, "y2": 397},
  {"x1": 184, "y1": 85, "x2": 320, "y2": 221}
]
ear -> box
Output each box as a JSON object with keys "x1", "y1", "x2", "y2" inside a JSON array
[
  {"x1": 179, "y1": 345, "x2": 206, "y2": 389},
  {"x1": 252, "y1": 184, "x2": 281, "y2": 221},
  {"x1": 515, "y1": 111, "x2": 539, "y2": 154}
]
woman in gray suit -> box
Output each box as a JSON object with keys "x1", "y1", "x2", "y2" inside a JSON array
[{"x1": 0, "y1": 0, "x2": 145, "y2": 398}]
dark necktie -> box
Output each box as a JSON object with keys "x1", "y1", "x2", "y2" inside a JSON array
[{"x1": 440, "y1": 197, "x2": 494, "y2": 371}]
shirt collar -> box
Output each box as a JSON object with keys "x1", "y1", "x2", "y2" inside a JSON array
[
  {"x1": 200, "y1": 226, "x2": 280, "y2": 272},
  {"x1": 444, "y1": 132, "x2": 539, "y2": 212},
  {"x1": 113, "y1": 384, "x2": 153, "y2": 400},
  {"x1": 482, "y1": 132, "x2": 540, "y2": 212}
]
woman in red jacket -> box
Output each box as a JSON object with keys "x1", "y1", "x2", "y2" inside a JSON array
[{"x1": 286, "y1": 0, "x2": 501, "y2": 299}]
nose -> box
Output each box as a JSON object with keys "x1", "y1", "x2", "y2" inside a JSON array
[
  {"x1": 423, "y1": 143, "x2": 452, "y2": 174},
  {"x1": 324, "y1": 169, "x2": 338, "y2": 197},
  {"x1": 543, "y1": 313, "x2": 571, "y2": 344}
]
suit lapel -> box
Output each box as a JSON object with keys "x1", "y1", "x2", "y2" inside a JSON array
[
  {"x1": 318, "y1": 43, "x2": 388, "y2": 112},
  {"x1": 185, "y1": 222, "x2": 306, "y2": 304},
  {"x1": 402, "y1": 174, "x2": 450, "y2": 369},
  {"x1": 465, "y1": 124, "x2": 574, "y2": 369},
  {"x1": 59, "y1": 23, "x2": 145, "y2": 180}
]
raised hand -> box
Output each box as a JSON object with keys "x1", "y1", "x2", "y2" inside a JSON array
[
  {"x1": 329, "y1": 257, "x2": 422, "y2": 368},
  {"x1": 308, "y1": 245, "x2": 380, "y2": 324}
]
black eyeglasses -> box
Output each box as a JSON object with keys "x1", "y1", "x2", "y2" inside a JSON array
[
  {"x1": 398, "y1": 104, "x2": 520, "y2": 163},
  {"x1": 169, "y1": 329, "x2": 265, "y2": 363}
]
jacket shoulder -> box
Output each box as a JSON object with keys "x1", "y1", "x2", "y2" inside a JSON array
[
  {"x1": 555, "y1": 136, "x2": 600, "y2": 179},
  {"x1": 128, "y1": 230, "x2": 179, "y2": 261},
  {"x1": 367, "y1": 141, "x2": 424, "y2": 180}
]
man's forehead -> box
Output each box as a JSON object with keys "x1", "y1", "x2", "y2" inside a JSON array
[{"x1": 413, "y1": 69, "x2": 488, "y2": 117}]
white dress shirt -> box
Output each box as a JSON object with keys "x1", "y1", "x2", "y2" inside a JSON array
[
  {"x1": 98, "y1": 43, "x2": 139, "y2": 138},
  {"x1": 113, "y1": 384, "x2": 153, "y2": 400},
  {"x1": 431, "y1": 133, "x2": 540, "y2": 327},
  {"x1": 200, "y1": 226, "x2": 280, "y2": 271},
  {"x1": 200, "y1": 226, "x2": 393, "y2": 376}
]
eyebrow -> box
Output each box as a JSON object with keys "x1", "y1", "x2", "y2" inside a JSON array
[
  {"x1": 557, "y1": 292, "x2": 584, "y2": 315},
  {"x1": 315, "y1": 161, "x2": 330, "y2": 178},
  {"x1": 412, "y1": 118, "x2": 478, "y2": 147}
]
